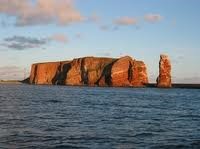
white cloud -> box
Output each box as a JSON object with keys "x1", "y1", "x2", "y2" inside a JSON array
[
  {"x1": 50, "y1": 34, "x2": 68, "y2": 43},
  {"x1": 144, "y1": 14, "x2": 163, "y2": 23},
  {"x1": 0, "y1": 0, "x2": 84, "y2": 26},
  {"x1": 88, "y1": 13, "x2": 101, "y2": 23},
  {"x1": 114, "y1": 17, "x2": 138, "y2": 26}
]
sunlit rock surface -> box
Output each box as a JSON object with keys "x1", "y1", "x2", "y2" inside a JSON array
[
  {"x1": 157, "y1": 54, "x2": 172, "y2": 88},
  {"x1": 29, "y1": 56, "x2": 149, "y2": 87}
]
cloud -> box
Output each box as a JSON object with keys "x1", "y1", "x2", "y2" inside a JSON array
[
  {"x1": 1, "y1": 36, "x2": 48, "y2": 50},
  {"x1": 100, "y1": 25, "x2": 110, "y2": 31},
  {"x1": 75, "y1": 33, "x2": 83, "y2": 39},
  {"x1": 50, "y1": 34, "x2": 68, "y2": 43},
  {"x1": 97, "y1": 51, "x2": 112, "y2": 57},
  {"x1": 0, "y1": 0, "x2": 84, "y2": 26},
  {"x1": 144, "y1": 14, "x2": 163, "y2": 23},
  {"x1": 1, "y1": 34, "x2": 68, "y2": 50},
  {"x1": 114, "y1": 17, "x2": 138, "y2": 26},
  {"x1": 88, "y1": 13, "x2": 101, "y2": 23},
  {"x1": 4, "y1": 36, "x2": 47, "y2": 45},
  {"x1": 170, "y1": 54, "x2": 185, "y2": 65},
  {"x1": 112, "y1": 26, "x2": 119, "y2": 31},
  {"x1": 1, "y1": 43, "x2": 38, "y2": 50}
]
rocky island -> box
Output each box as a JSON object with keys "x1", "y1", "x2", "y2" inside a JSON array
[
  {"x1": 29, "y1": 56, "x2": 149, "y2": 87},
  {"x1": 25, "y1": 54, "x2": 200, "y2": 89},
  {"x1": 27, "y1": 55, "x2": 173, "y2": 88},
  {"x1": 27, "y1": 54, "x2": 175, "y2": 88}
]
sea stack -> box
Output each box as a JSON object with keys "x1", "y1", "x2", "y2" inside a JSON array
[{"x1": 157, "y1": 54, "x2": 172, "y2": 88}]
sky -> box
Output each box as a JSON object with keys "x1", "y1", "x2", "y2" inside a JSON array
[{"x1": 0, "y1": 0, "x2": 200, "y2": 83}]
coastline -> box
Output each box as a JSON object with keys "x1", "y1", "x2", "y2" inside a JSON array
[
  {"x1": 1, "y1": 80, "x2": 199, "y2": 89},
  {"x1": 0, "y1": 80, "x2": 22, "y2": 85},
  {"x1": 146, "y1": 83, "x2": 200, "y2": 89}
]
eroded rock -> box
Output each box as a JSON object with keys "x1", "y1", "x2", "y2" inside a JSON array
[
  {"x1": 157, "y1": 54, "x2": 172, "y2": 88},
  {"x1": 29, "y1": 56, "x2": 149, "y2": 87}
]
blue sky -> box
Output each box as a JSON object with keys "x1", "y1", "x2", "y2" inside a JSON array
[{"x1": 0, "y1": 0, "x2": 200, "y2": 83}]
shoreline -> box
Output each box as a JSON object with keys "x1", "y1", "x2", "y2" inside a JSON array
[
  {"x1": 0, "y1": 80, "x2": 23, "y2": 85},
  {"x1": 1, "y1": 80, "x2": 200, "y2": 89},
  {"x1": 146, "y1": 83, "x2": 200, "y2": 89}
]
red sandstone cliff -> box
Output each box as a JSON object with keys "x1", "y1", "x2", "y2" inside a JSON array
[
  {"x1": 157, "y1": 55, "x2": 172, "y2": 88},
  {"x1": 29, "y1": 56, "x2": 148, "y2": 87},
  {"x1": 29, "y1": 62, "x2": 60, "y2": 85}
]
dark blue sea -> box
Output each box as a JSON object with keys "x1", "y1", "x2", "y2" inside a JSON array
[{"x1": 0, "y1": 84, "x2": 200, "y2": 149}]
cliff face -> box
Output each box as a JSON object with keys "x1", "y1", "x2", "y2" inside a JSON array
[
  {"x1": 29, "y1": 56, "x2": 148, "y2": 87},
  {"x1": 157, "y1": 55, "x2": 172, "y2": 88},
  {"x1": 131, "y1": 60, "x2": 149, "y2": 87},
  {"x1": 30, "y1": 62, "x2": 61, "y2": 85},
  {"x1": 110, "y1": 56, "x2": 132, "y2": 86},
  {"x1": 65, "y1": 57, "x2": 114, "y2": 86}
]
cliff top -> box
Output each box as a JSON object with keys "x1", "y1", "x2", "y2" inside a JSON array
[{"x1": 32, "y1": 56, "x2": 130, "y2": 65}]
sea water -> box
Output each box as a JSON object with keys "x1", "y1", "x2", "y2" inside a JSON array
[{"x1": 0, "y1": 84, "x2": 200, "y2": 149}]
